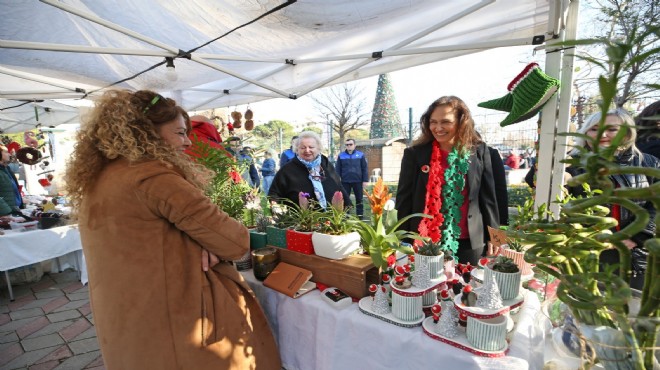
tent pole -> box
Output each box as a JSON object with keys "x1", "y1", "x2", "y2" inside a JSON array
[
  {"x1": 534, "y1": 0, "x2": 579, "y2": 217},
  {"x1": 0, "y1": 66, "x2": 86, "y2": 93}
]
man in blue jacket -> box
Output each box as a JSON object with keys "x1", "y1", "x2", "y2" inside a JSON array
[
  {"x1": 279, "y1": 135, "x2": 298, "y2": 168},
  {"x1": 335, "y1": 139, "x2": 369, "y2": 218}
]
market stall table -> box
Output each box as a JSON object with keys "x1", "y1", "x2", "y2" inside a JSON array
[
  {"x1": 1, "y1": 224, "x2": 87, "y2": 301},
  {"x1": 241, "y1": 270, "x2": 546, "y2": 370}
]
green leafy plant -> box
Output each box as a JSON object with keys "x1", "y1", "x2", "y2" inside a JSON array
[
  {"x1": 255, "y1": 214, "x2": 272, "y2": 233},
  {"x1": 415, "y1": 237, "x2": 444, "y2": 256},
  {"x1": 281, "y1": 192, "x2": 323, "y2": 232},
  {"x1": 490, "y1": 256, "x2": 520, "y2": 273},
  {"x1": 350, "y1": 178, "x2": 429, "y2": 270},
  {"x1": 317, "y1": 191, "x2": 354, "y2": 235}
]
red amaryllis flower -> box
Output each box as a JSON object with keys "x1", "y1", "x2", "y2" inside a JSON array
[
  {"x1": 331, "y1": 191, "x2": 344, "y2": 211},
  {"x1": 387, "y1": 254, "x2": 396, "y2": 267},
  {"x1": 229, "y1": 170, "x2": 242, "y2": 184}
]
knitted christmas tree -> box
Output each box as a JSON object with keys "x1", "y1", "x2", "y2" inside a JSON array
[{"x1": 370, "y1": 74, "x2": 404, "y2": 139}]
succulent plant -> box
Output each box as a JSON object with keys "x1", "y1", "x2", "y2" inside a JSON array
[
  {"x1": 416, "y1": 237, "x2": 444, "y2": 256},
  {"x1": 255, "y1": 215, "x2": 272, "y2": 233},
  {"x1": 490, "y1": 256, "x2": 520, "y2": 273}
]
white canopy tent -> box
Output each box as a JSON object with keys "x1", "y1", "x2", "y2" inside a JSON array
[{"x1": 1, "y1": 0, "x2": 578, "y2": 211}]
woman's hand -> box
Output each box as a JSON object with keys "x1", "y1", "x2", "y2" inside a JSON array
[
  {"x1": 622, "y1": 239, "x2": 637, "y2": 250},
  {"x1": 201, "y1": 249, "x2": 220, "y2": 271}
]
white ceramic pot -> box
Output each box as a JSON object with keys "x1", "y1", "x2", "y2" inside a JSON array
[
  {"x1": 414, "y1": 253, "x2": 444, "y2": 279},
  {"x1": 312, "y1": 231, "x2": 360, "y2": 260},
  {"x1": 391, "y1": 291, "x2": 423, "y2": 322},
  {"x1": 485, "y1": 266, "x2": 521, "y2": 300},
  {"x1": 467, "y1": 316, "x2": 507, "y2": 351}
]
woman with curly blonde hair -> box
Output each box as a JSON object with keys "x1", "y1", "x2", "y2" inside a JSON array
[{"x1": 65, "y1": 90, "x2": 280, "y2": 370}]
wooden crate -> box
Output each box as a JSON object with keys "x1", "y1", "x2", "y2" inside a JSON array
[{"x1": 276, "y1": 247, "x2": 379, "y2": 299}]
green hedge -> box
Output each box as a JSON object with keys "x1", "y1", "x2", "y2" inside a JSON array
[{"x1": 508, "y1": 185, "x2": 532, "y2": 208}]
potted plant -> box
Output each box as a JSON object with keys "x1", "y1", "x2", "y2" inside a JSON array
[
  {"x1": 266, "y1": 203, "x2": 292, "y2": 249},
  {"x1": 414, "y1": 237, "x2": 445, "y2": 280},
  {"x1": 284, "y1": 192, "x2": 322, "y2": 255},
  {"x1": 502, "y1": 198, "x2": 535, "y2": 276},
  {"x1": 485, "y1": 256, "x2": 521, "y2": 300},
  {"x1": 249, "y1": 214, "x2": 270, "y2": 250},
  {"x1": 351, "y1": 178, "x2": 429, "y2": 271},
  {"x1": 313, "y1": 191, "x2": 361, "y2": 260}
]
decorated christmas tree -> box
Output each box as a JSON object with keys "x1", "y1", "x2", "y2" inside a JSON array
[{"x1": 369, "y1": 74, "x2": 404, "y2": 139}]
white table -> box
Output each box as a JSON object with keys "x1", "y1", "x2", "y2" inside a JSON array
[
  {"x1": 1, "y1": 225, "x2": 87, "y2": 300},
  {"x1": 241, "y1": 271, "x2": 547, "y2": 370}
]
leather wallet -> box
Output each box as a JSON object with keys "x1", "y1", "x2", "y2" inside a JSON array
[{"x1": 263, "y1": 262, "x2": 316, "y2": 298}]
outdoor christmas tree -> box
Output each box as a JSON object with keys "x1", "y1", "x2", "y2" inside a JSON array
[{"x1": 370, "y1": 74, "x2": 404, "y2": 139}]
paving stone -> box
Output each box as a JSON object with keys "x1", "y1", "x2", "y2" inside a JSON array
[
  {"x1": 8, "y1": 295, "x2": 36, "y2": 311},
  {"x1": 0, "y1": 342, "x2": 24, "y2": 367},
  {"x1": 1, "y1": 346, "x2": 59, "y2": 370},
  {"x1": 25, "y1": 321, "x2": 72, "y2": 340},
  {"x1": 84, "y1": 367, "x2": 104, "y2": 370},
  {"x1": 84, "y1": 315, "x2": 92, "y2": 325},
  {"x1": 29, "y1": 360, "x2": 60, "y2": 370},
  {"x1": 46, "y1": 310, "x2": 81, "y2": 324},
  {"x1": 16, "y1": 317, "x2": 50, "y2": 339},
  {"x1": 33, "y1": 291, "x2": 64, "y2": 300},
  {"x1": 76, "y1": 304, "x2": 91, "y2": 318},
  {"x1": 52, "y1": 350, "x2": 99, "y2": 370},
  {"x1": 0, "y1": 305, "x2": 9, "y2": 314},
  {"x1": 59, "y1": 319, "x2": 91, "y2": 342},
  {"x1": 12, "y1": 298, "x2": 59, "y2": 312},
  {"x1": 10, "y1": 309, "x2": 44, "y2": 321},
  {"x1": 0, "y1": 317, "x2": 38, "y2": 334},
  {"x1": 62, "y1": 283, "x2": 83, "y2": 295},
  {"x1": 0, "y1": 332, "x2": 19, "y2": 344},
  {"x1": 34, "y1": 345, "x2": 72, "y2": 365},
  {"x1": 21, "y1": 334, "x2": 63, "y2": 352},
  {"x1": 50, "y1": 272, "x2": 79, "y2": 285},
  {"x1": 68, "y1": 338, "x2": 99, "y2": 355},
  {"x1": 52, "y1": 301, "x2": 86, "y2": 314},
  {"x1": 72, "y1": 286, "x2": 87, "y2": 294},
  {"x1": 71, "y1": 327, "x2": 95, "y2": 341},
  {"x1": 0, "y1": 313, "x2": 9, "y2": 326},
  {"x1": 83, "y1": 355, "x2": 103, "y2": 369},
  {"x1": 30, "y1": 280, "x2": 55, "y2": 293},
  {"x1": 64, "y1": 293, "x2": 88, "y2": 302},
  {"x1": 41, "y1": 298, "x2": 69, "y2": 315}
]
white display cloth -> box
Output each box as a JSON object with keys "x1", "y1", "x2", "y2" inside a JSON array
[
  {"x1": 242, "y1": 271, "x2": 546, "y2": 370},
  {"x1": 1, "y1": 224, "x2": 87, "y2": 284}
]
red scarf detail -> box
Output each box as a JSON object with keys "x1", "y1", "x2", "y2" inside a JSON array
[{"x1": 418, "y1": 141, "x2": 446, "y2": 242}]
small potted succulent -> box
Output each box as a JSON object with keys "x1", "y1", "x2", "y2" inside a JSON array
[
  {"x1": 414, "y1": 237, "x2": 446, "y2": 280},
  {"x1": 266, "y1": 203, "x2": 292, "y2": 248},
  {"x1": 486, "y1": 256, "x2": 521, "y2": 300},
  {"x1": 249, "y1": 214, "x2": 270, "y2": 250}
]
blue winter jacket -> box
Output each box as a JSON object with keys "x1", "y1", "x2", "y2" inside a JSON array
[
  {"x1": 261, "y1": 158, "x2": 276, "y2": 177},
  {"x1": 335, "y1": 150, "x2": 369, "y2": 183}
]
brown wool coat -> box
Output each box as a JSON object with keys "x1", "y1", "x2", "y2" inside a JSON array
[{"x1": 79, "y1": 159, "x2": 280, "y2": 370}]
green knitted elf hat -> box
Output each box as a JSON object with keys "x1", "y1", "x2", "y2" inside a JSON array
[{"x1": 478, "y1": 63, "x2": 560, "y2": 127}]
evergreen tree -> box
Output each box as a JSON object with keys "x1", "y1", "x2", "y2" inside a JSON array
[{"x1": 370, "y1": 74, "x2": 404, "y2": 139}]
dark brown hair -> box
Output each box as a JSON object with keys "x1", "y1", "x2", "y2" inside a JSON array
[{"x1": 413, "y1": 96, "x2": 481, "y2": 152}]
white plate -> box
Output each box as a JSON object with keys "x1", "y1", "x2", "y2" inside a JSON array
[
  {"x1": 454, "y1": 290, "x2": 525, "y2": 319},
  {"x1": 390, "y1": 275, "x2": 447, "y2": 297}
]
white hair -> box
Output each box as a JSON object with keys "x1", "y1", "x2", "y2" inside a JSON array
[
  {"x1": 569, "y1": 108, "x2": 639, "y2": 156},
  {"x1": 295, "y1": 131, "x2": 324, "y2": 153}
]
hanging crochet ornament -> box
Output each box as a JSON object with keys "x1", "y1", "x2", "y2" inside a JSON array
[
  {"x1": 244, "y1": 108, "x2": 254, "y2": 131},
  {"x1": 16, "y1": 147, "x2": 42, "y2": 165},
  {"x1": 477, "y1": 62, "x2": 560, "y2": 127},
  {"x1": 231, "y1": 110, "x2": 242, "y2": 129}
]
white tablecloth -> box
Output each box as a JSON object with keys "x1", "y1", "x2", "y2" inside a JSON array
[
  {"x1": 1, "y1": 224, "x2": 87, "y2": 284},
  {"x1": 241, "y1": 271, "x2": 547, "y2": 370}
]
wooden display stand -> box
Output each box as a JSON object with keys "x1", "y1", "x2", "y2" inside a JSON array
[{"x1": 276, "y1": 247, "x2": 379, "y2": 299}]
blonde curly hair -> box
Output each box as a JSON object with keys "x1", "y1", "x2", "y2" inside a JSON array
[{"x1": 65, "y1": 89, "x2": 212, "y2": 213}]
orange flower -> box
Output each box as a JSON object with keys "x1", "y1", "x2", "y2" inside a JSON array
[{"x1": 364, "y1": 177, "x2": 392, "y2": 217}]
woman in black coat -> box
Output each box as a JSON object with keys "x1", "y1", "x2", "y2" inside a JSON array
[
  {"x1": 396, "y1": 96, "x2": 502, "y2": 265},
  {"x1": 268, "y1": 131, "x2": 351, "y2": 210}
]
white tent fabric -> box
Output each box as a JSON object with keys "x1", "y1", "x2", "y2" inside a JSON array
[{"x1": 1, "y1": 0, "x2": 558, "y2": 133}]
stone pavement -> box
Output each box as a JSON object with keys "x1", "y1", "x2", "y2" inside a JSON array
[{"x1": 0, "y1": 270, "x2": 104, "y2": 370}]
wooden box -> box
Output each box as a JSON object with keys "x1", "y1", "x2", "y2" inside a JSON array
[{"x1": 276, "y1": 247, "x2": 379, "y2": 299}]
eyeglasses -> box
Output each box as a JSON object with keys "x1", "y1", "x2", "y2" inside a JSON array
[
  {"x1": 345, "y1": 143, "x2": 354, "y2": 146},
  {"x1": 143, "y1": 94, "x2": 163, "y2": 114}
]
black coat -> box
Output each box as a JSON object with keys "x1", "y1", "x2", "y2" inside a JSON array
[
  {"x1": 268, "y1": 155, "x2": 352, "y2": 208},
  {"x1": 395, "y1": 141, "x2": 501, "y2": 251}
]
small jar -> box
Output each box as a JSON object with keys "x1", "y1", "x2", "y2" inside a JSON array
[{"x1": 252, "y1": 247, "x2": 280, "y2": 281}]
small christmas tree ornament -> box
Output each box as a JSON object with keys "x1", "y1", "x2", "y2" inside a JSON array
[
  {"x1": 435, "y1": 298, "x2": 459, "y2": 338},
  {"x1": 412, "y1": 258, "x2": 432, "y2": 289},
  {"x1": 476, "y1": 274, "x2": 504, "y2": 310},
  {"x1": 372, "y1": 285, "x2": 390, "y2": 315}
]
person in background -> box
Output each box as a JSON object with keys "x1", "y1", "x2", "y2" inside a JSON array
[
  {"x1": 225, "y1": 136, "x2": 260, "y2": 189},
  {"x1": 0, "y1": 145, "x2": 24, "y2": 216},
  {"x1": 635, "y1": 100, "x2": 660, "y2": 159},
  {"x1": 269, "y1": 131, "x2": 351, "y2": 209},
  {"x1": 64, "y1": 90, "x2": 280, "y2": 370},
  {"x1": 396, "y1": 96, "x2": 501, "y2": 265},
  {"x1": 566, "y1": 108, "x2": 658, "y2": 290},
  {"x1": 261, "y1": 149, "x2": 276, "y2": 195},
  {"x1": 504, "y1": 150, "x2": 521, "y2": 169},
  {"x1": 335, "y1": 138, "x2": 369, "y2": 219},
  {"x1": 279, "y1": 135, "x2": 299, "y2": 168}
]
